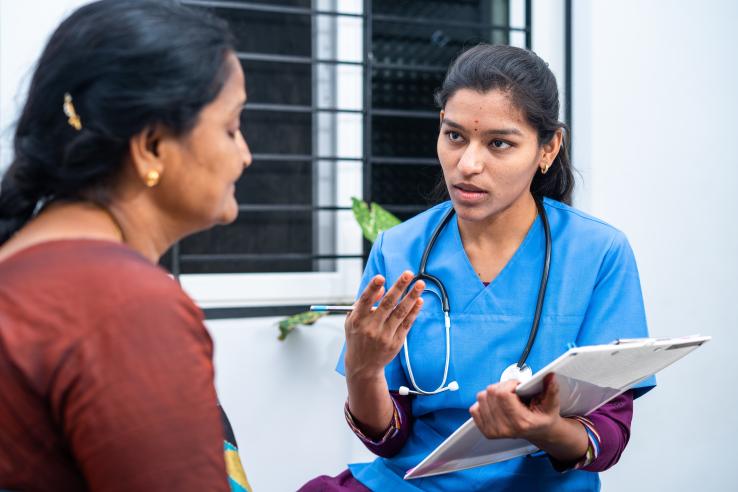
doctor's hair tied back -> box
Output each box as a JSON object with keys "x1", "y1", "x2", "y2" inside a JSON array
[{"x1": 63, "y1": 92, "x2": 82, "y2": 131}]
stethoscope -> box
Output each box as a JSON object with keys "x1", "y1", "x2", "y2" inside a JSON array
[{"x1": 398, "y1": 197, "x2": 552, "y2": 396}]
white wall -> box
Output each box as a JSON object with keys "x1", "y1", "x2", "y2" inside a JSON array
[
  {"x1": 206, "y1": 316, "x2": 373, "y2": 491},
  {"x1": 0, "y1": 0, "x2": 92, "y2": 173},
  {"x1": 3, "y1": 1, "x2": 736, "y2": 491},
  {"x1": 572, "y1": 1, "x2": 738, "y2": 490}
]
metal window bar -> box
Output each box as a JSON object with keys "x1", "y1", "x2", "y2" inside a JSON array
[
  {"x1": 182, "y1": 0, "x2": 363, "y2": 18},
  {"x1": 180, "y1": 253, "x2": 363, "y2": 262},
  {"x1": 232, "y1": 204, "x2": 429, "y2": 214},
  {"x1": 238, "y1": 204, "x2": 351, "y2": 212},
  {"x1": 247, "y1": 104, "x2": 435, "y2": 118},
  {"x1": 236, "y1": 51, "x2": 363, "y2": 66},
  {"x1": 371, "y1": 12, "x2": 529, "y2": 32},
  {"x1": 252, "y1": 153, "x2": 362, "y2": 162},
  {"x1": 372, "y1": 61, "x2": 448, "y2": 73},
  {"x1": 361, "y1": 0, "x2": 373, "y2": 265},
  {"x1": 248, "y1": 102, "x2": 362, "y2": 114}
]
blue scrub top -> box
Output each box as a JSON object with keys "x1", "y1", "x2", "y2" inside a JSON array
[{"x1": 337, "y1": 198, "x2": 656, "y2": 492}]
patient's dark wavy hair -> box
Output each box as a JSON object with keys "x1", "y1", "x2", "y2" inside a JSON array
[
  {"x1": 0, "y1": 0, "x2": 235, "y2": 245},
  {"x1": 432, "y1": 43, "x2": 574, "y2": 205}
]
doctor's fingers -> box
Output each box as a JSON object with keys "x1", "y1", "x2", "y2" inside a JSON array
[
  {"x1": 469, "y1": 402, "x2": 492, "y2": 436},
  {"x1": 374, "y1": 271, "x2": 415, "y2": 321},
  {"x1": 532, "y1": 374, "x2": 560, "y2": 415},
  {"x1": 480, "y1": 383, "x2": 528, "y2": 417},
  {"x1": 386, "y1": 279, "x2": 425, "y2": 332},
  {"x1": 473, "y1": 391, "x2": 514, "y2": 438},
  {"x1": 353, "y1": 275, "x2": 386, "y2": 316},
  {"x1": 476, "y1": 390, "x2": 527, "y2": 437},
  {"x1": 392, "y1": 296, "x2": 424, "y2": 345}
]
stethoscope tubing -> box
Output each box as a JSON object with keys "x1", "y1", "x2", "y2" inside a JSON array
[
  {"x1": 402, "y1": 196, "x2": 551, "y2": 395},
  {"x1": 517, "y1": 197, "x2": 551, "y2": 368}
]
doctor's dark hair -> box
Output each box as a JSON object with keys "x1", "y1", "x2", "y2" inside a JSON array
[
  {"x1": 434, "y1": 44, "x2": 574, "y2": 205},
  {"x1": 0, "y1": 0, "x2": 235, "y2": 245}
]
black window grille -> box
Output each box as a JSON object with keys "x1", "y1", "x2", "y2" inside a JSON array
[
  {"x1": 367, "y1": 0, "x2": 529, "y2": 220},
  {"x1": 168, "y1": 0, "x2": 574, "y2": 302}
]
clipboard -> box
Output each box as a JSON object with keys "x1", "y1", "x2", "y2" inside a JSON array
[{"x1": 404, "y1": 334, "x2": 711, "y2": 480}]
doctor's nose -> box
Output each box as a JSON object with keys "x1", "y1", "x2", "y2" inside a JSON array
[{"x1": 457, "y1": 144, "x2": 485, "y2": 175}]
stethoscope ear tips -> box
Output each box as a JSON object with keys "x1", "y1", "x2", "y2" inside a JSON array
[
  {"x1": 447, "y1": 381, "x2": 459, "y2": 391},
  {"x1": 399, "y1": 386, "x2": 410, "y2": 396}
]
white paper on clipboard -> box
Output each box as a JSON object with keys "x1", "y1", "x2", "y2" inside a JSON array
[{"x1": 404, "y1": 334, "x2": 710, "y2": 480}]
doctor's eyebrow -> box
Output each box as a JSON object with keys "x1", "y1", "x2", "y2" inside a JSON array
[{"x1": 441, "y1": 118, "x2": 523, "y2": 137}]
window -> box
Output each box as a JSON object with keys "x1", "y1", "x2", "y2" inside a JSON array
[
  {"x1": 177, "y1": 0, "x2": 365, "y2": 310},
  {"x1": 174, "y1": 0, "x2": 566, "y2": 314}
]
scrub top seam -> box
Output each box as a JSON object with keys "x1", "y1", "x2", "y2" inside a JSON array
[{"x1": 543, "y1": 198, "x2": 622, "y2": 234}]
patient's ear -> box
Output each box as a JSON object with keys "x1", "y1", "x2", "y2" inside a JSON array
[{"x1": 128, "y1": 125, "x2": 168, "y2": 187}]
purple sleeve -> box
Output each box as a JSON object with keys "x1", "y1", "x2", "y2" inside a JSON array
[
  {"x1": 344, "y1": 392, "x2": 413, "y2": 458},
  {"x1": 580, "y1": 390, "x2": 634, "y2": 471},
  {"x1": 549, "y1": 390, "x2": 635, "y2": 472}
]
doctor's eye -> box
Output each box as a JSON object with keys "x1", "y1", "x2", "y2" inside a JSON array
[
  {"x1": 445, "y1": 131, "x2": 464, "y2": 143},
  {"x1": 490, "y1": 139, "x2": 511, "y2": 149}
]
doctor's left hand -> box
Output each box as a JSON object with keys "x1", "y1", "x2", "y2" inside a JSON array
[{"x1": 470, "y1": 373, "x2": 562, "y2": 442}]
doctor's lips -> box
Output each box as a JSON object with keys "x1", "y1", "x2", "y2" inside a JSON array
[{"x1": 452, "y1": 182, "x2": 488, "y2": 202}]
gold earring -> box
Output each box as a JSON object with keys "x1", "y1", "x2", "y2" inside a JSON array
[
  {"x1": 145, "y1": 169, "x2": 161, "y2": 187},
  {"x1": 541, "y1": 163, "x2": 551, "y2": 174},
  {"x1": 63, "y1": 93, "x2": 82, "y2": 131}
]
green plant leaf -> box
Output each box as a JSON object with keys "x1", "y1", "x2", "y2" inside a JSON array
[
  {"x1": 371, "y1": 202, "x2": 402, "y2": 233},
  {"x1": 351, "y1": 197, "x2": 375, "y2": 242},
  {"x1": 277, "y1": 311, "x2": 328, "y2": 341},
  {"x1": 351, "y1": 197, "x2": 401, "y2": 243}
]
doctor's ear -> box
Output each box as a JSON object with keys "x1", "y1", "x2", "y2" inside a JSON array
[
  {"x1": 539, "y1": 128, "x2": 563, "y2": 172},
  {"x1": 439, "y1": 110, "x2": 445, "y2": 129}
]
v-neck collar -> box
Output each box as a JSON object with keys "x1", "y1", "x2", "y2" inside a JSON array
[{"x1": 450, "y1": 210, "x2": 542, "y2": 314}]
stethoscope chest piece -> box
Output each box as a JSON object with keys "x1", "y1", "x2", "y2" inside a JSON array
[{"x1": 500, "y1": 363, "x2": 533, "y2": 384}]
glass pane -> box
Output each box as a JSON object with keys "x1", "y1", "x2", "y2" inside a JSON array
[
  {"x1": 371, "y1": 115, "x2": 438, "y2": 158},
  {"x1": 243, "y1": 110, "x2": 312, "y2": 156},
  {"x1": 373, "y1": 0, "x2": 497, "y2": 23},
  {"x1": 372, "y1": 66, "x2": 444, "y2": 112},
  {"x1": 177, "y1": 210, "x2": 359, "y2": 274},
  {"x1": 179, "y1": 211, "x2": 313, "y2": 274},
  {"x1": 197, "y1": 6, "x2": 312, "y2": 57},
  {"x1": 218, "y1": 0, "x2": 312, "y2": 7},
  {"x1": 242, "y1": 60, "x2": 311, "y2": 106},
  {"x1": 372, "y1": 21, "x2": 498, "y2": 69},
  {"x1": 371, "y1": 163, "x2": 444, "y2": 214},
  {"x1": 235, "y1": 161, "x2": 312, "y2": 205}
]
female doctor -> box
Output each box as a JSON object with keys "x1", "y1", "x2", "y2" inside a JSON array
[{"x1": 301, "y1": 44, "x2": 654, "y2": 492}]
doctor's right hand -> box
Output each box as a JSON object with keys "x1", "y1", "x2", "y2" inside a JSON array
[{"x1": 343, "y1": 271, "x2": 425, "y2": 379}]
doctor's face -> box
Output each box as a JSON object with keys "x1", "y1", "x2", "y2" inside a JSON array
[{"x1": 437, "y1": 88, "x2": 542, "y2": 223}]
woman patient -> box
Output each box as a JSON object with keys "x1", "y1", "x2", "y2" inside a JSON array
[{"x1": 0, "y1": 1, "x2": 252, "y2": 490}]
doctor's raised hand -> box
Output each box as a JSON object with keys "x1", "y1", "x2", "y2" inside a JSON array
[{"x1": 343, "y1": 272, "x2": 425, "y2": 438}]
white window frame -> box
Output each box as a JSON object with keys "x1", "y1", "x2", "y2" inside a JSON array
[{"x1": 182, "y1": 0, "x2": 365, "y2": 309}]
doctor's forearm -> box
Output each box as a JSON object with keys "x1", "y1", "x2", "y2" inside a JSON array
[
  {"x1": 346, "y1": 371, "x2": 395, "y2": 439},
  {"x1": 526, "y1": 416, "x2": 589, "y2": 463}
]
